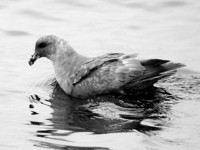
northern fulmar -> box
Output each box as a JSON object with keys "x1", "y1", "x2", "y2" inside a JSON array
[{"x1": 28, "y1": 35, "x2": 185, "y2": 98}]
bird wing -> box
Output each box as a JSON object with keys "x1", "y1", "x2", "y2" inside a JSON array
[
  {"x1": 68, "y1": 52, "x2": 185, "y2": 98},
  {"x1": 69, "y1": 53, "x2": 147, "y2": 97},
  {"x1": 70, "y1": 53, "x2": 124, "y2": 85},
  {"x1": 67, "y1": 52, "x2": 184, "y2": 98}
]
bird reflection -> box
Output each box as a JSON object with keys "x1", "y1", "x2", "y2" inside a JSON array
[{"x1": 28, "y1": 80, "x2": 178, "y2": 135}]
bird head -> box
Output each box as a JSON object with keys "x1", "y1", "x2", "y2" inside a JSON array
[{"x1": 29, "y1": 35, "x2": 63, "y2": 66}]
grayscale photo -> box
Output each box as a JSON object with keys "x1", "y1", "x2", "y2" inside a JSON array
[{"x1": 0, "y1": 0, "x2": 200, "y2": 150}]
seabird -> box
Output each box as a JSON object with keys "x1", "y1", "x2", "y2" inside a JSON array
[{"x1": 28, "y1": 35, "x2": 185, "y2": 98}]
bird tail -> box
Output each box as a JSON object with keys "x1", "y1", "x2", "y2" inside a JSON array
[{"x1": 124, "y1": 59, "x2": 185, "y2": 91}]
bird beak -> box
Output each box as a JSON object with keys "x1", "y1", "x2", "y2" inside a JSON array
[{"x1": 28, "y1": 52, "x2": 40, "y2": 66}]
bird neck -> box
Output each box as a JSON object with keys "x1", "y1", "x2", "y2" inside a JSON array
[{"x1": 51, "y1": 48, "x2": 89, "y2": 94}]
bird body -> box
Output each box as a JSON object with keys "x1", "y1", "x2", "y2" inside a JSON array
[{"x1": 29, "y1": 35, "x2": 185, "y2": 98}]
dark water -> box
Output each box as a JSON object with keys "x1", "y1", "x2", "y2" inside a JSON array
[{"x1": 0, "y1": 0, "x2": 200, "y2": 150}]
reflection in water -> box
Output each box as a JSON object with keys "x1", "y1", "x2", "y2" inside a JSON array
[{"x1": 28, "y1": 78, "x2": 179, "y2": 149}]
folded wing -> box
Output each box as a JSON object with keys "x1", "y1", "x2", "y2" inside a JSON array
[{"x1": 69, "y1": 53, "x2": 185, "y2": 98}]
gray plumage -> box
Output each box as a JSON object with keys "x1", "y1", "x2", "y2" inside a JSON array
[{"x1": 28, "y1": 35, "x2": 185, "y2": 98}]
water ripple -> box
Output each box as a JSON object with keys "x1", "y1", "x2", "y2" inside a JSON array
[
  {"x1": 20, "y1": 9, "x2": 64, "y2": 21},
  {"x1": 0, "y1": 29, "x2": 30, "y2": 36}
]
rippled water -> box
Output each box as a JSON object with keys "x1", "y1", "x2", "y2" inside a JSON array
[{"x1": 0, "y1": 0, "x2": 200, "y2": 150}]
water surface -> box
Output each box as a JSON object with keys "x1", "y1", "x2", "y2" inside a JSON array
[{"x1": 0, "y1": 0, "x2": 200, "y2": 150}]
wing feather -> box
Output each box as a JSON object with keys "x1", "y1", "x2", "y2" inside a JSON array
[{"x1": 70, "y1": 53, "x2": 123, "y2": 85}]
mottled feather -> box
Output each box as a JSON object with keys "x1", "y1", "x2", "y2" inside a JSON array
[{"x1": 71, "y1": 53, "x2": 123, "y2": 85}]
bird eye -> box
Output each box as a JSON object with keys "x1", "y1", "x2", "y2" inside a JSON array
[{"x1": 37, "y1": 42, "x2": 48, "y2": 48}]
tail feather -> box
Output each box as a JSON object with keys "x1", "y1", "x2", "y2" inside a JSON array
[
  {"x1": 140, "y1": 59, "x2": 170, "y2": 66},
  {"x1": 139, "y1": 61, "x2": 185, "y2": 81},
  {"x1": 124, "y1": 59, "x2": 185, "y2": 91},
  {"x1": 161, "y1": 62, "x2": 185, "y2": 70},
  {"x1": 142, "y1": 70, "x2": 176, "y2": 81}
]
